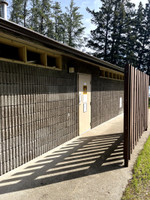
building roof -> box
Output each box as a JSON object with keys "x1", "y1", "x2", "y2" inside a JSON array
[{"x1": 0, "y1": 17, "x2": 124, "y2": 73}]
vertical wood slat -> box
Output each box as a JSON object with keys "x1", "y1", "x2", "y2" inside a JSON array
[
  {"x1": 130, "y1": 66, "x2": 133, "y2": 154},
  {"x1": 124, "y1": 64, "x2": 130, "y2": 167},
  {"x1": 139, "y1": 72, "x2": 141, "y2": 137},
  {"x1": 146, "y1": 76, "x2": 149, "y2": 129},
  {"x1": 137, "y1": 70, "x2": 139, "y2": 142},
  {"x1": 133, "y1": 68, "x2": 135, "y2": 150},
  {"x1": 135, "y1": 69, "x2": 137, "y2": 145},
  {"x1": 124, "y1": 64, "x2": 149, "y2": 167}
]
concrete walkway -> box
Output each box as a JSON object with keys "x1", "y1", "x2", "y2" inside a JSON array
[{"x1": 0, "y1": 113, "x2": 150, "y2": 200}]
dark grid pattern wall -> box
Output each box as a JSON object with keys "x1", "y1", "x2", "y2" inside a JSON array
[
  {"x1": 0, "y1": 61, "x2": 78, "y2": 175},
  {"x1": 91, "y1": 76, "x2": 124, "y2": 128}
]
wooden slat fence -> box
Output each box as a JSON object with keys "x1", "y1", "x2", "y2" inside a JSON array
[{"x1": 124, "y1": 64, "x2": 149, "y2": 167}]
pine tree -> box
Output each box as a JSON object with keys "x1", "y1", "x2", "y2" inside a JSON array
[
  {"x1": 86, "y1": 0, "x2": 113, "y2": 61},
  {"x1": 23, "y1": 0, "x2": 28, "y2": 27},
  {"x1": 117, "y1": 0, "x2": 136, "y2": 67},
  {"x1": 110, "y1": 0, "x2": 125, "y2": 65},
  {"x1": 10, "y1": 0, "x2": 24, "y2": 25},
  {"x1": 109, "y1": 0, "x2": 136, "y2": 67},
  {"x1": 29, "y1": 0, "x2": 53, "y2": 35},
  {"x1": 123, "y1": 1, "x2": 136, "y2": 67},
  {"x1": 134, "y1": 2, "x2": 146, "y2": 70},
  {"x1": 144, "y1": 0, "x2": 150, "y2": 73},
  {"x1": 52, "y1": 1, "x2": 64, "y2": 42},
  {"x1": 39, "y1": 0, "x2": 53, "y2": 35},
  {"x1": 29, "y1": 0, "x2": 41, "y2": 32},
  {"x1": 10, "y1": 0, "x2": 29, "y2": 27},
  {"x1": 87, "y1": 0, "x2": 136, "y2": 67},
  {"x1": 63, "y1": 0, "x2": 85, "y2": 48}
]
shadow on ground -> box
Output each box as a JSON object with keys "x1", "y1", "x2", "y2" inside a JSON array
[{"x1": 0, "y1": 133, "x2": 124, "y2": 194}]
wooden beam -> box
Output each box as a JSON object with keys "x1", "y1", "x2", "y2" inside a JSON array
[
  {"x1": 124, "y1": 64, "x2": 130, "y2": 167},
  {"x1": 56, "y1": 56, "x2": 62, "y2": 69},
  {"x1": 40, "y1": 53, "x2": 47, "y2": 66},
  {"x1": 19, "y1": 46, "x2": 27, "y2": 62}
]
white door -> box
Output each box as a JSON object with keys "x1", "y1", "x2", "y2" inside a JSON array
[{"x1": 79, "y1": 74, "x2": 91, "y2": 135}]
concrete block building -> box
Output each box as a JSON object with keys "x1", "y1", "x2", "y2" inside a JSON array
[{"x1": 0, "y1": 17, "x2": 124, "y2": 175}]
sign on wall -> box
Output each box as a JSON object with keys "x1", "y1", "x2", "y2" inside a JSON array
[
  {"x1": 83, "y1": 85, "x2": 87, "y2": 94},
  {"x1": 83, "y1": 84, "x2": 87, "y2": 112}
]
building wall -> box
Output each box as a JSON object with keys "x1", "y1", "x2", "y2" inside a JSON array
[
  {"x1": 0, "y1": 60, "x2": 124, "y2": 176},
  {"x1": 0, "y1": 61, "x2": 78, "y2": 175},
  {"x1": 91, "y1": 75, "x2": 124, "y2": 128}
]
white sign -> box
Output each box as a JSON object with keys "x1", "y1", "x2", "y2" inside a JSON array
[
  {"x1": 120, "y1": 97, "x2": 122, "y2": 108},
  {"x1": 83, "y1": 103, "x2": 87, "y2": 112},
  {"x1": 83, "y1": 94, "x2": 87, "y2": 103},
  {"x1": 79, "y1": 92, "x2": 82, "y2": 104}
]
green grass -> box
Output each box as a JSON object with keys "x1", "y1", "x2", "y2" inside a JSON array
[{"x1": 122, "y1": 136, "x2": 150, "y2": 200}]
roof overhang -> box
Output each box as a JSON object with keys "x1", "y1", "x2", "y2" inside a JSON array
[{"x1": 0, "y1": 18, "x2": 124, "y2": 73}]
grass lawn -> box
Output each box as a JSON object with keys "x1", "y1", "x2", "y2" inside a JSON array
[{"x1": 122, "y1": 136, "x2": 150, "y2": 200}]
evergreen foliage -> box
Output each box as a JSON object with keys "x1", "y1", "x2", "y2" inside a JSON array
[
  {"x1": 87, "y1": 0, "x2": 150, "y2": 71},
  {"x1": 52, "y1": 2, "x2": 64, "y2": 42},
  {"x1": 63, "y1": 0, "x2": 85, "y2": 48},
  {"x1": 9, "y1": 0, "x2": 85, "y2": 48},
  {"x1": 86, "y1": 0, "x2": 113, "y2": 61},
  {"x1": 7, "y1": 0, "x2": 150, "y2": 72},
  {"x1": 10, "y1": 0, "x2": 24, "y2": 24},
  {"x1": 135, "y1": 2, "x2": 147, "y2": 70},
  {"x1": 144, "y1": 0, "x2": 150, "y2": 72}
]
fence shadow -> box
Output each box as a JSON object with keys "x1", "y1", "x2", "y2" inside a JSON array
[{"x1": 0, "y1": 132, "x2": 124, "y2": 194}]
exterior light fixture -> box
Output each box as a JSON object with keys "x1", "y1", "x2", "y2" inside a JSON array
[{"x1": 69, "y1": 67, "x2": 75, "y2": 73}]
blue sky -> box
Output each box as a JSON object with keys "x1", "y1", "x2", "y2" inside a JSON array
[
  {"x1": 7, "y1": 0, "x2": 148, "y2": 36},
  {"x1": 60, "y1": 0, "x2": 102, "y2": 36},
  {"x1": 70, "y1": 0, "x2": 149, "y2": 36}
]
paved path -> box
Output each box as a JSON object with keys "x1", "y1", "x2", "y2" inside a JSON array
[{"x1": 0, "y1": 113, "x2": 150, "y2": 200}]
